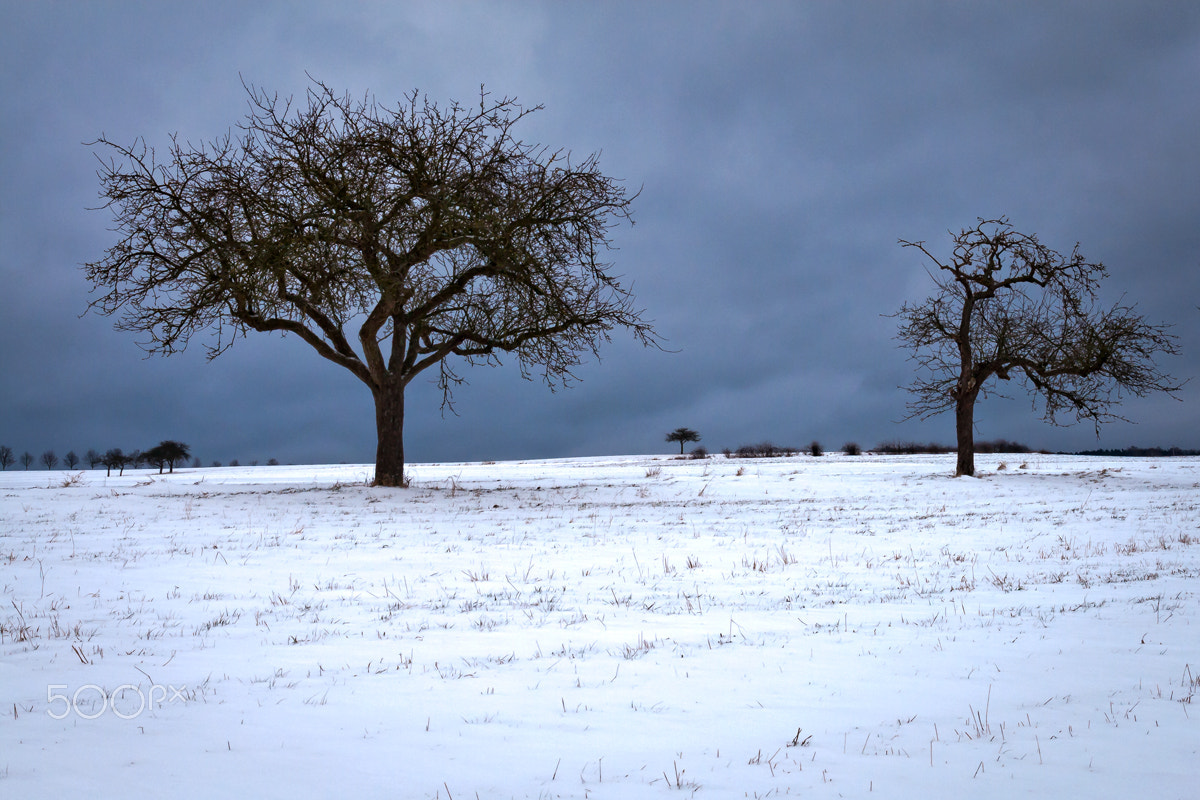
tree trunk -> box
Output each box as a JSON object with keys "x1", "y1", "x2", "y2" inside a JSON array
[
  {"x1": 954, "y1": 391, "x2": 977, "y2": 477},
  {"x1": 373, "y1": 381, "x2": 407, "y2": 487}
]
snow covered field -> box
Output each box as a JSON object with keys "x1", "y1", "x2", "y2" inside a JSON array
[{"x1": 2, "y1": 453, "x2": 1197, "y2": 798}]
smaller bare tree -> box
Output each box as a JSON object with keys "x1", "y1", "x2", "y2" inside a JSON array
[
  {"x1": 0, "y1": 445, "x2": 13, "y2": 470},
  {"x1": 895, "y1": 218, "x2": 1179, "y2": 477},
  {"x1": 665, "y1": 427, "x2": 701, "y2": 454},
  {"x1": 64, "y1": 450, "x2": 80, "y2": 469},
  {"x1": 41, "y1": 450, "x2": 59, "y2": 470},
  {"x1": 20, "y1": 451, "x2": 34, "y2": 470}
]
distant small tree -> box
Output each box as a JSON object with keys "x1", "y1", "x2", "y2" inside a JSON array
[
  {"x1": 267, "y1": 458, "x2": 279, "y2": 466},
  {"x1": 86, "y1": 448, "x2": 103, "y2": 469},
  {"x1": 0, "y1": 445, "x2": 13, "y2": 470},
  {"x1": 143, "y1": 446, "x2": 167, "y2": 473},
  {"x1": 809, "y1": 441, "x2": 823, "y2": 457},
  {"x1": 144, "y1": 440, "x2": 191, "y2": 474},
  {"x1": 842, "y1": 442, "x2": 862, "y2": 456},
  {"x1": 20, "y1": 451, "x2": 34, "y2": 469},
  {"x1": 192, "y1": 457, "x2": 202, "y2": 468},
  {"x1": 41, "y1": 450, "x2": 59, "y2": 470},
  {"x1": 229, "y1": 459, "x2": 240, "y2": 467},
  {"x1": 665, "y1": 427, "x2": 702, "y2": 455},
  {"x1": 101, "y1": 448, "x2": 129, "y2": 476},
  {"x1": 64, "y1": 450, "x2": 80, "y2": 469}
]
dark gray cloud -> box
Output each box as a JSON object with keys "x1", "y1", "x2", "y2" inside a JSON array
[{"x1": 2, "y1": 1, "x2": 1198, "y2": 466}]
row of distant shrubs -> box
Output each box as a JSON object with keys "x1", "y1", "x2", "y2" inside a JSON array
[
  {"x1": 683, "y1": 439, "x2": 1036, "y2": 460},
  {"x1": 875, "y1": 439, "x2": 1037, "y2": 455},
  {"x1": 1072, "y1": 446, "x2": 1200, "y2": 457}
]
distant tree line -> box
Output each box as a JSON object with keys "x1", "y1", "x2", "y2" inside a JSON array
[
  {"x1": 1072, "y1": 446, "x2": 1200, "y2": 457},
  {"x1": 664, "y1": 433, "x2": 1197, "y2": 461},
  {"x1": 718, "y1": 440, "x2": 1035, "y2": 457},
  {"x1": 0, "y1": 443, "x2": 292, "y2": 474},
  {"x1": 658, "y1": 431, "x2": 1046, "y2": 460},
  {"x1": 0, "y1": 441, "x2": 191, "y2": 474},
  {"x1": 873, "y1": 439, "x2": 1035, "y2": 455},
  {"x1": 0, "y1": 446, "x2": 83, "y2": 471}
]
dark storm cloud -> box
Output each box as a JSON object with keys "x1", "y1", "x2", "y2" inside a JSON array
[{"x1": 2, "y1": 1, "x2": 1199, "y2": 467}]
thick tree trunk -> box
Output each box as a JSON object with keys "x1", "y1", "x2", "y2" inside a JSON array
[
  {"x1": 373, "y1": 382, "x2": 407, "y2": 487},
  {"x1": 954, "y1": 391, "x2": 977, "y2": 477}
]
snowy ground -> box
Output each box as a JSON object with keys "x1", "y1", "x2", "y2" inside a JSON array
[{"x1": 1, "y1": 453, "x2": 1198, "y2": 798}]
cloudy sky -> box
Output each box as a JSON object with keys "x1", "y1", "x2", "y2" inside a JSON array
[{"x1": 2, "y1": 1, "x2": 1199, "y2": 467}]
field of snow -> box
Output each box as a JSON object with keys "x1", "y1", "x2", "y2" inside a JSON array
[{"x1": 1, "y1": 453, "x2": 1198, "y2": 798}]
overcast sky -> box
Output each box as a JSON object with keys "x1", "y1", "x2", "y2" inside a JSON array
[{"x1": 2, "y1": 1, "x2": 1199, "y2": 467}]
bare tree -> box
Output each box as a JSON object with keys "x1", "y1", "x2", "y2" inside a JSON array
[
  {"x1": 895, "y1": 218, "x2": 1179, "y2": 477},
  {"x1": 64, "y1": 450, "x2": 80, "y2": 469},
  {"x1": 86, "y1": 80, "x2": 657, "y2": 487},
  {"x1": 0, "y1": 445, "x2": 13, "y2": 470},
  {"x1": 86, "y1": 449, "x2": 103, "y2": 469},
  {"x1": 20, "y1": 451, "x2": 34, "y2": 470},
  {"x1": 41, "y1": 450, "x2": 59, "y2": 470},
  {"x1": 665, "y1": 427, "x2": 701, "y2": 454}
]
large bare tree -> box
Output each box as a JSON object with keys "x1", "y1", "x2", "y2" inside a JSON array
[
  {"x1": 86, "y1": 81, "x2": 656, "y2": 486},
  {"x1": 895, "y1": 218, "x2": 1179, "y2": 477}
]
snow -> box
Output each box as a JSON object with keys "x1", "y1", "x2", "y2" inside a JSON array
[{"x1": 1, "y1": 453, "x2": 1197, "y2": 798}]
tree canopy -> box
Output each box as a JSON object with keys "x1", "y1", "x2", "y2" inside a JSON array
[
  {"x1": 144, "y1": 440, "x2": 191, "y2": 473},
  {"x1": 894, "y1": 218, "x2": 1179, "y2": 476},
  {"x1": 665, "y1": 427, "x2": 701, "y2": 454},
  {"x1": 86, "y1": 80, "x2": 656, "y2": 486}
]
